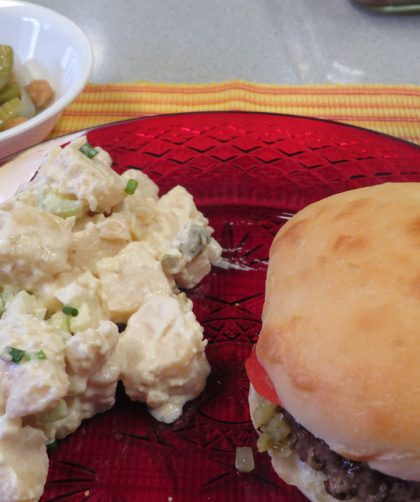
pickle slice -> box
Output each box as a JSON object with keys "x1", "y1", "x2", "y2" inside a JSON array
[
  {"x1": 0, "y1": 83, "x2": 21, "y2": 105},
  {"x1": 0, "y1": 97, "x2": 22, "y2": 130},
  {"x1": 0, "y1": 45, "x2": 13, "y2": 91}
]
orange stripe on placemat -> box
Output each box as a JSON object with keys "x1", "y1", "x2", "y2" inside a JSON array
[{"x1": 49, "y1": 82, "x2": 420, "y2": 145}]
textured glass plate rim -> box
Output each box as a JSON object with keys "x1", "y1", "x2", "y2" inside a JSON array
[
  {"x1": 3, "y1": 110, "x2": 420, "y2": 163},
  {"x1": 1, "y1": 110, "x2": 420, "y2": 200}
]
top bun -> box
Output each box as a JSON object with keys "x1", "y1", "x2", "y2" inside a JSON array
[{"x1": 256, "y1": 182, "x2": 420, "y2": 482}]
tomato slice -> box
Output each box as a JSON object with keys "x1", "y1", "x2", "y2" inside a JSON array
[{"x1": 245, "y1": 346, "x2": 281, "y2": 405}]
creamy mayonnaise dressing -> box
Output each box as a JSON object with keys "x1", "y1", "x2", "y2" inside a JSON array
[{"x1": 0, "y1": 136, "x2": 222, "y2": 501}]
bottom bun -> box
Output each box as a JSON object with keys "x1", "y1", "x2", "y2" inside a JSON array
[{"x1": 249, "y1": 385, "x2": 360, "y2": 502}]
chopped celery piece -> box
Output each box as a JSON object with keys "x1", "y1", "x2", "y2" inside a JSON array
[
  {"x1": 0, "y1": 45, "x2": 13, "y2": 91},
  {"x1": 0, "y1": 83, "x2": 20, "y2": 105},
  {"x1": 40, "y1": 399, "x2": 68, "y2": 423},
  {"x1": 0, "y1": 289, "x2": 14, "y2": 317},
  {"x1": 69, "y1": 303, "x2": 91, "y2": 332},
  {"x1": 0, "y1": 97, "x2": 22, "y2": 129},
  {"x1": 38, "y1": 188, "x2": 84, "y2": 218},
  {"x1": 47, "y1": 311, "x2": 71, "y2": 333}
]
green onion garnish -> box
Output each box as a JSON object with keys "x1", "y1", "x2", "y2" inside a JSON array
[
  {"x1": 7, "y1": 346, "x2": 26, "y2": 363},
  {"x1": 62, "y1": 305, "x2": 78, "y2": 317},
  {"x1": 124, "y1": 178, "x2": 138, "y2": 195},
  {"x1": 35, "y1": 350, "x2": 47, "y2": 360},
  {"x1": 79, "y1": 142, "x2": 99, "y2": 159}
]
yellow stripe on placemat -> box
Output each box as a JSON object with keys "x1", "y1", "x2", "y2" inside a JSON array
[{"x1": 50, "y1": 82, "x2": 420, "y2": 144}]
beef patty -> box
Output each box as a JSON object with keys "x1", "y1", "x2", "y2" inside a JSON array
[{"x1": 281, "y1": 409, "x2": 420, "y2": 501}]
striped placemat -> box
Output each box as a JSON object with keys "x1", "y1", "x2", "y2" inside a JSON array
[{"x1": 50, "y1": 82, "x2": 420, "y2": 145}]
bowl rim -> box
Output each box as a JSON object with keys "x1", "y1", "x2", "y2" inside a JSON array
[{"x1": 0, "y1": 0, "x2": 93, "y2": 143}]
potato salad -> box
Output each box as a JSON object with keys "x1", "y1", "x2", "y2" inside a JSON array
[{"x1": 0, "y1": 137, "x2": 222, "y2": 501}]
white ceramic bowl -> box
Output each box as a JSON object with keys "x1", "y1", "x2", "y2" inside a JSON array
[{"x1": 0, "y1": 0, "x2": 92, "y2": 160}]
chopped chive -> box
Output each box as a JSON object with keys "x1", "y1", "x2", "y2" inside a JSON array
[
  {"x1": 79, "y1": 142, "x2": 98, "y2": 159},
  {"x1": 124, "y1": 178, "x2": 138, "y2": 195},
  {"x1": 35, "y1": 349, "x2": 47, "y2": 360},
  {"x1": 6, "y1": 346, "x2": 26, "y2": 363},
  {"x1": 62, "y1": 305, "x2": 78, "y2": 317}
]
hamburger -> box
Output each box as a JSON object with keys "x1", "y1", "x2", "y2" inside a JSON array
[{"x1": 246, "y1": 182, "x2": 420, "y2": 501}]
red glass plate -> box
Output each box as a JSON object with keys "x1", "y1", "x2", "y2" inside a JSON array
[{"x1": 31, "y1": 112, "x2": 420, "y2": 501}]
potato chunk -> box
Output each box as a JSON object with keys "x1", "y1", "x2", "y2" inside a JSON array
[{"x1": 96, "y1": 242, "x2": 173, "y2": 323}]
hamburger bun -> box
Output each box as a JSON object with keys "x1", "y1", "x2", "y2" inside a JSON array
[{"x1": 251, "y1": 182, "x2": 420, "y2": 487}]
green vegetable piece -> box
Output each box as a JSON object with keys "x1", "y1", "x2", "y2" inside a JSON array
[
  {"x1": 0, "y1": 96, "x2": 22, "y2": 129},
  {"x1": 0, "y1": 45, "x2": 13, "y2": 91},
  {"x1": 41, "y1": 399, "x2": 68, "y2": 424},
  {"x1": 79, "y1": 142, "x2": 99, "y2": 159},
  {"x1": 6, "y1": 346, "x2": 26, "y2": 363},
  {"x1": 38, "y1": 188, "x2": 84, "y2": 218},
  {"x1": 0, "y1": 82, "x2": 21, "y2": 105},
  {"x1": 124, "y1": 178, "x2": 138, "y2": 195},
  {"x1": 257, "y1": 412, "x2": 291, "y2": 453},
  {"x1": 35, "y1": 349, "x2": 47, "y2": 360},
  {"x1": 62, "y1": 305, "x2": 78, "y2": 317},
  {"x1": 252, "y1": 400, "x2": 277, "y2": 429},
  {"x1": 0, "y1": 290, "x2": 14, "y2": 317},
  {"x1": 47, "y1": 311, "x2": 71, "y2": 334}
]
